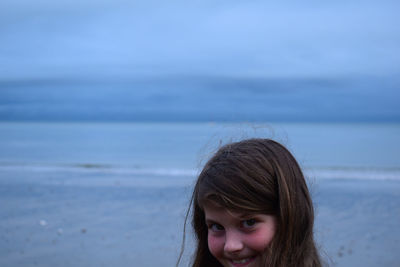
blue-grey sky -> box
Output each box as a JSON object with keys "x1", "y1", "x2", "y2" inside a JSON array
[
  {"x1": 0, "y1": 0, "x2": 399, "y2": 122},
  {"x1": 1, "y1": 0, "x2": 399, "y2": 79}
]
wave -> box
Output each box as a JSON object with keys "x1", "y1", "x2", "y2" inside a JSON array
[
  {"x1": 304, "y1": 166, "x2": 400, "y2": 180},
  {"x1": 0, "y1": 162, "x2": 198, "y2": 177},
  {"x1": 0, "y1": 162, "x2": 399, "y2": 181}
]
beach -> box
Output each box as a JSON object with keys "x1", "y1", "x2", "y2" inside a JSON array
[
  {"x1": 314, "y1": 179, "x2": 400, "y2": 266},
  {"x1": 1, "y1": 168, "x2": 399, "y2": 267},
  {"x1": 0, "y1": 122, "x2": 399, "y2": 266}
]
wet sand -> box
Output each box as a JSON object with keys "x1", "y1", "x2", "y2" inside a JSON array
[
  {"x1": 313, "y1": 179, "x2": 400, "y2": 266},
  {"x1": 0, "y1": 168, "x2": 399, "y2": 266}
]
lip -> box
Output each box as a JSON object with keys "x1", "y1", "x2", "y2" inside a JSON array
[{"x1": 229, "y1": 256, "x2": 256, "y2": 267}]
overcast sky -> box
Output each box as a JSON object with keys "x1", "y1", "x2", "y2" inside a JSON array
[{"x1": 1, "y1": 0, "x2": 399, "y2": 80}]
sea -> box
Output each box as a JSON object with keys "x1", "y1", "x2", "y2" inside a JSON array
[{"x1": 0, "y1": 122, "x2": 399, "y2": 267}]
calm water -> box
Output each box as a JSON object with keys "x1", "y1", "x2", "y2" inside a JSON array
[{"x1": 1, "y1": 122, "x2": 399, "y2": 170}]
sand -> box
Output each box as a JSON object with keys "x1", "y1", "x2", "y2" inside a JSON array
[{"x1": 1, "y1": 167, "x2": 399, "y2": 267}]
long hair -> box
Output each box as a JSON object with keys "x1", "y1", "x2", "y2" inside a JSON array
[{"x1": 181, "y1": 138, "x2": 321, "y2": 267}]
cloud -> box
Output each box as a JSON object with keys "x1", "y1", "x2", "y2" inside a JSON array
[{"x1": 0, "y1": 0, "x2": 399, "y2": 79}]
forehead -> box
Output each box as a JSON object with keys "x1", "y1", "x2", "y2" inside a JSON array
[
  {"x1": 203, "y1": 202, "x2": 251, "y2": 221},
  {"x1": 201, "y1": 196, "x2": 269, "y2": 215}
]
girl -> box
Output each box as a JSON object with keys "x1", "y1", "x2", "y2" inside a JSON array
[{"x1": 179, "y1": 138, "x2": 322, "y2": 267}]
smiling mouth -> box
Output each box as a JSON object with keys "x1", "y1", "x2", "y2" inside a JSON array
[{"x1": 230, "y1": 256, "x2": 256, "y2": 266}]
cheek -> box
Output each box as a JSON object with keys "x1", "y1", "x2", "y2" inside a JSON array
[
  {"x1": 246, "y1": 227, "x2": 275, "y2": 252},
  {"x1": 207, "y1": 234, "x2": 224, "y2": 258}
]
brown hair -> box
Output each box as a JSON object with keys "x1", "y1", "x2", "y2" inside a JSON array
[{"x1": 178, "y1": 138, "x2": 322, "y2": 267}]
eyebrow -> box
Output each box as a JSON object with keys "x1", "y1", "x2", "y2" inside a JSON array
[
  {"x1": 205, "y1": 218, "x2": 219, "y2": 225},
  {"x1": 237, "y1": 214, "x2": 255, "y2": 220},
  {"x1": 228, "y1": 211, "x2": 255, "y2": 219},
  {"x1": 206, "y1": 213, "x2": 255, "y2": 223},
  {"x1": 206, "y1": 218, "x2": 218, "y2": 223}
]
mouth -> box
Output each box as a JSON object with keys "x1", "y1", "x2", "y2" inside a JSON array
[{"x1": 229, "y1": 256, "x2": 256, "y2": 267}]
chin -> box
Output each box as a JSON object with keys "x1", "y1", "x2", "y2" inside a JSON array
[{"x1": 220, "y1": 255, "x2": 261, "y2": 267}]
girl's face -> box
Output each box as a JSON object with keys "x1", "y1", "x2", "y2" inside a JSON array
[{"x1": 204, "y1": 202, "x2": 276, "y2": 267}]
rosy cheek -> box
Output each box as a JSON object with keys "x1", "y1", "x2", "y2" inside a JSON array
[
  {"x1": 246, "y1": 228, "x2": 275, "y2": 252},
  {"x1": 208, "y1": 234, "x2": 224, "y2": 258}
]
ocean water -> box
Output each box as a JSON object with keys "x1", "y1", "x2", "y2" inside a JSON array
[{"x1": 0, "y1": 122, "x2": 399, "y2": 267}]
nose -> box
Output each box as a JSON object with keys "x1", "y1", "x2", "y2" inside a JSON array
[{"x1": 224, "y1": 230, "x2": 244, "y2": 253}]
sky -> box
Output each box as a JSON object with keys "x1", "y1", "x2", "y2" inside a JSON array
[{"x1": 0, "y1": 0, "x2": 399, "y2": 122}]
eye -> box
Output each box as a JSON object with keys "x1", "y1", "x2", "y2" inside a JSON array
[
  {"x1": 208, "y1": 223, "x2": 224, "y2": 232},
  {"x1": 242, "y1": 219, "x2": 257, "y2": 228}
]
